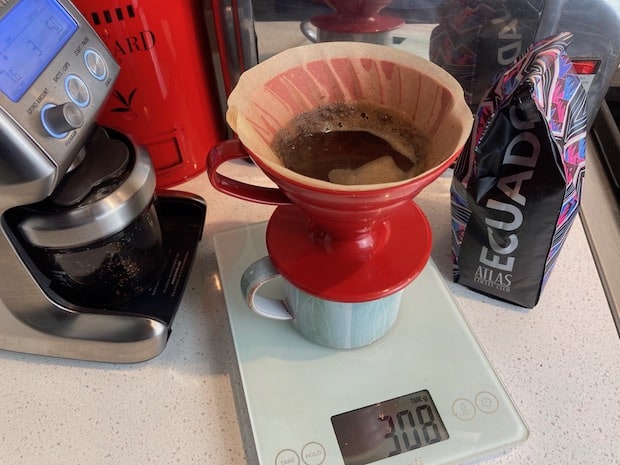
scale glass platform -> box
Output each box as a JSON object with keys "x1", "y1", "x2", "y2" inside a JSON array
[{"x1": 214, "y1": 222, "x2": 528, "y2": 465}]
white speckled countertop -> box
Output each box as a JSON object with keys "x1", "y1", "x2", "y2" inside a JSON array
[{"x1": 0, "y1": 162, "x2": 618, "y2": 465}]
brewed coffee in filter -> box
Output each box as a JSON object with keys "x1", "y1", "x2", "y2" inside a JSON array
[
  {"x1": 225, "y1": 42, "x2": 470, "y2": 189},
  {"x1": 271, "y1": 100, "x2": 430, "y2": 185}
]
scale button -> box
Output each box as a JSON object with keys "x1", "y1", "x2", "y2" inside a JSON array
[
  {"x1": 275, "y1": 449, "x2": 300, "y2": 465},
  {"x1": 301, "y1": 442, "x2": 326, "y2": 465},
  {"x1": 475, "y1": 391, "x2": 499, "y2": 414},
  {"x1": 452, "y1": 398, "x2": 476, "y2": 421}
]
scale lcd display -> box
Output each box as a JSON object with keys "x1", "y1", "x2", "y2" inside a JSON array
[
  {"x1": 0, "y1": 0, "x2": 78, "y2": 102},
  {"x1": 331, "y1": 389, "x2": 449, "y2": 465}
]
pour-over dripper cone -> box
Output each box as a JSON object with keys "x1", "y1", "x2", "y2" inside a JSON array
[
  {"x1": 225, "y1": 42, "x2": 471, "y2": 238},
  {"x1": 303, "y1": 0, "x2": 403, "y2": 42},
  {"x1": 324, "y1": 0, "x2": 392, "y2": 19},
  {"x1": 210, "y1": 42, "x2": 472, "y2": 301}
]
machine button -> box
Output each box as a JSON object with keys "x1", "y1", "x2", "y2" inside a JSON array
[
  {"x1": 41, "y1": 103, "x2": 84, "y2": 138},
  {"x1": 84, "y1": 49, "x2": 107, "y2": 81},
  {"x1": 65, "y1": 74, "x2": 90, "y2": 107}
]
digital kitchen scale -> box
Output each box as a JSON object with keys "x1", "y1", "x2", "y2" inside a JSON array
[{"x1": 214, "y1": 222, "x2": 528, "y2": 465}]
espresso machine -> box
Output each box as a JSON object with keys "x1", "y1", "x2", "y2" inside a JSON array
[{"x1": 0, "y1": 0, "x2": 206, "y2": 363}]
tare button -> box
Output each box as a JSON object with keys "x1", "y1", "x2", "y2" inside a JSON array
[{"x1": 275, "y1": 449, "x2": 299, "y2": 465}]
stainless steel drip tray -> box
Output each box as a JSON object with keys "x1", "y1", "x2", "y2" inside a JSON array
[{"x1": 582, "y1": 113, "x2": 620, "y2": 336}]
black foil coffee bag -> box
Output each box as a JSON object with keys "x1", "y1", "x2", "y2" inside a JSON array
[{"x1": 450, "y1": 32, "x2": 587, "y2": 308}]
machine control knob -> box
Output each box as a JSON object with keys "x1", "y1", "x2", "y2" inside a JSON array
[{"x1": 41, "y1": 103, "x2": 84, "y2": 137}]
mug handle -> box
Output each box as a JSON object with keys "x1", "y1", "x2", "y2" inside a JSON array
[
  {"x1": 240, "y1": 256, "x2": 293, "y2": 320},
  {"x1": 207, "y1": 139, "x2": 292, "y2": 205},
  {"x1": 300, "y1": 20, "x2": 318, "y2": 43}
]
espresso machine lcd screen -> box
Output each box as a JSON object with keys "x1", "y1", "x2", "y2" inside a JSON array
[{"x1": 0, "y1": 0, "x2": 78, "y2": 102}]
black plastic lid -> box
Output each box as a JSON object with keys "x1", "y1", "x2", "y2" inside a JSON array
[
  {"x1": 19, "y1": 131, "x2": 156, "y2": 249},
  {"x1": 51, "y1": 137, "x2": 130, "y2": 207}
]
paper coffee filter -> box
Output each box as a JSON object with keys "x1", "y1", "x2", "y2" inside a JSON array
[{"x1": 226, "y1": 42, "x2": 471, "y2": 188}]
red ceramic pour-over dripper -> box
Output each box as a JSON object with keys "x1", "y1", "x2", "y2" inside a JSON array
[
  {"x1": 210, "y1": 138, "x2": 438, "y2": 302},
  {"x1": 324, "y1": 0, "x2": 392, "y2": 18},
  {"x1": 313, "y1": 0, "x2": 403, "y2": 34},
  {"x1": 208, "y1": 42, "x2": 472, "y2": 302}
]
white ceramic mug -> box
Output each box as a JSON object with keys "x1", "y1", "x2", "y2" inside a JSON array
[
  {"x1": 300, "y1": 19, "x2": 393, "y2": 45},
  {"x1": 240, "y1": 256, "x2": 403, "y2": 349}
]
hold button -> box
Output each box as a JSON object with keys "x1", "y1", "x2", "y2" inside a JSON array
[{"x1": 302, "y1": 442, "x2": 326, "y2": 465}]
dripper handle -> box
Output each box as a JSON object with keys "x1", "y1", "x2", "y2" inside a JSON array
[{"x1": 207, "y1": 139, "x2": 292, "y2": 205}]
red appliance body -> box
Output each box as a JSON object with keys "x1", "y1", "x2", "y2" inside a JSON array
[{"x1": 74, "y1": 0, "x2": 225, "y2": 188}]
